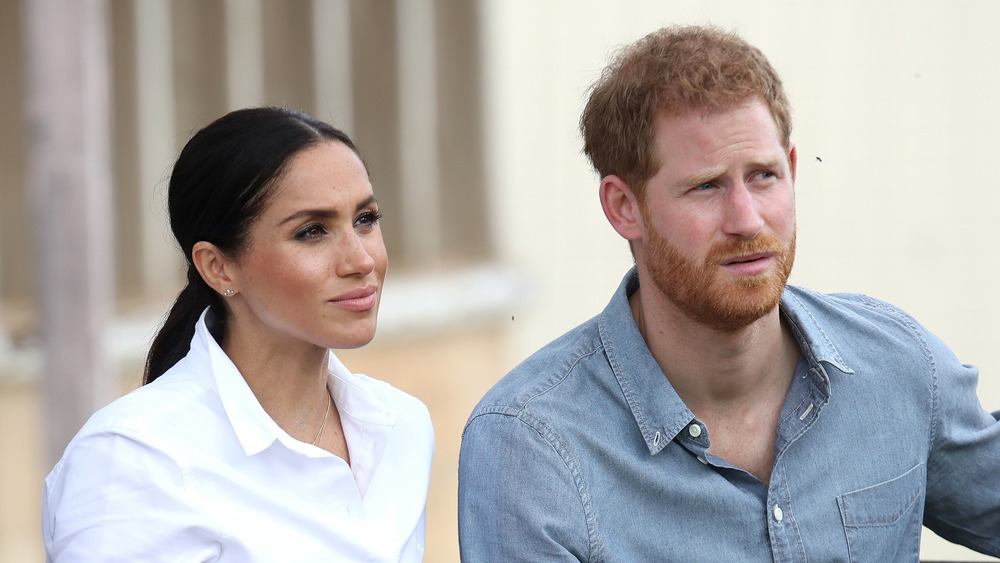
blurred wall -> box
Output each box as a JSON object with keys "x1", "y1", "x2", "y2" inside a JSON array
[{"x1": 2, "y1": 1, "x2": 998, "y2": 561}]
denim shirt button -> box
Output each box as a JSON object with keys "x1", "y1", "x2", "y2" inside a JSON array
[
  {"x1": 697, "y1": 456, "x2": 708, "y2": 465},
  {"x1": 773, "y1": 505, "x2": 784, "y2": 522},
  {"x1": 688, "y1": 424, "x2": 702, "y2": 438}
]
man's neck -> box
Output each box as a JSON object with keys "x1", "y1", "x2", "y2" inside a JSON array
[
  {"x1": 629, "y1": 284, "x2": 800, "y2": 484},
  {"x1": 631, "y1": 286, "x2": 796, "y2": 397}
]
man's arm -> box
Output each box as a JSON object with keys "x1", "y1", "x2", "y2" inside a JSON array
[
  {"x1": 458, "y1": 410, "x2": 595, "y2": 562},
  {"x1": 922, "y1": 331, "x2": 1000, "y2": 556}
]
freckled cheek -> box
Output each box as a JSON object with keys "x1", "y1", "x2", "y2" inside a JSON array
[{"x1": 259, "y1": 254, "x2": 332, "y2": 294}]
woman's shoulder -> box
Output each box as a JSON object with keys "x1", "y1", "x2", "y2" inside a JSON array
[
  {"x1": 70, "y1": 357, "x2": 222, "y2": 453},
  {"x1": 328, "y1": 354, "x2": 429, "y2": 420},
  {"x1": 329, "y1": 364, "x2": 434, "y2": 458},
  {"x1": 42, "y1": 360, "x2": 223, "y2": 559},
  {"x1": 344, "y1": 371, "x2": 430, "y2": 423}
]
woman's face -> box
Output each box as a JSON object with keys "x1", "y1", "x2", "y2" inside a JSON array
[{"x1": 228, "y1": 140, "x2": 387, "y2": 351}]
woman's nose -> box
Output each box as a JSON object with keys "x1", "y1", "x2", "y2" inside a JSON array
[{"x1": 336, "y1": 233, "x2": 376, "y2": 277}]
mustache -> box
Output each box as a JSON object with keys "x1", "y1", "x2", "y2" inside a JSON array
[{"x1": 704, "y1": 234, "x2": 787, "y2": 266}]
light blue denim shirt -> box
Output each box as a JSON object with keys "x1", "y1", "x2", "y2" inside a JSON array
[{"x1": 458, "y1": 269, "x2": 1000, "y2": 562}]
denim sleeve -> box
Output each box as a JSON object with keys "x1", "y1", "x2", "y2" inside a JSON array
[
  {"x1": 922, "y1": 330, "x2": 1000, "y2": 556},
  {"x1": 458, "y1": 410, "x2": 593, "y2": 562}
]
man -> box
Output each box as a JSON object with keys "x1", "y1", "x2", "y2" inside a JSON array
[{"x1": 458, "y1": 25, "x2": 1000, "y2": 561}]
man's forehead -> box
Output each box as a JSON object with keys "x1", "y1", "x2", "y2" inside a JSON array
[
  {"x1": 654, "y1": 102, "x2": 781, "y2": 145},
  {"x1": 656, "y1": 96, "x2": 770, "y2": 126},
  {"x1": 648, "y1": 106, "x2": 791, "y2": 180}
]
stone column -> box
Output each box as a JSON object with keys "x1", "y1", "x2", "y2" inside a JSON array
[{"x1": 24, "y1": 0, "x2": 115, "y2": 466}]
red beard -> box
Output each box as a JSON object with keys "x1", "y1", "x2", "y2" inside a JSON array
[{"x1": 643, "y1": 223, "x2": 796, "y2": 332}]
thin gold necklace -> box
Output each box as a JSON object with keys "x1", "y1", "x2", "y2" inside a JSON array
[{"x1": 311, "y1": 390, "x2": 332, "y2": 446}]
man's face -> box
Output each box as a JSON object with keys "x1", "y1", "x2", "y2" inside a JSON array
[{"x1": 635, "y1": 100, "x2": 797, "y2": 332}]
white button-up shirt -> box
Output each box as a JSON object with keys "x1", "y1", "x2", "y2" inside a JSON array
[{"x1": 43, "y1": 310, "x2": 435, "y2": 562}]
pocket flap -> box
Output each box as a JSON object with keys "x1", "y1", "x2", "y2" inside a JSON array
[{"x1": 838, "y1": 462, "x2": 925, "y2": 528}]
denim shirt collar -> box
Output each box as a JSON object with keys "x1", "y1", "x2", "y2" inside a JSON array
[
  {"x1": 779, "y1": 287, "x2": 855, "y2": 377},
  {"x1": 597, "y1": 268, "x2": 856, "y2": 456}
]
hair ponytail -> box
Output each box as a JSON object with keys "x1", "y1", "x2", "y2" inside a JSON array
[
  {"x1": 140, "y1": 107, "x2": 361, "y2": 385},
  {"x1": 143, "y1": 267, "x2": 225, "y2": 384}
]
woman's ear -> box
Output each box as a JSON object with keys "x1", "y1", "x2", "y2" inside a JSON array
[
  {"x1": 191, "y1": 241, "x2": 237, "y2": 297},
  {"x1": 599, "y1": 175, "x2": 644, "y2": 241}
]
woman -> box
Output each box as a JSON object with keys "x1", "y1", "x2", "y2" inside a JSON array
[{"x1": 42, "y1": 107, "x2": 435, "y2": 561}]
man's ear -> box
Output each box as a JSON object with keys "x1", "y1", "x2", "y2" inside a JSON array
[
  {"x1": 191, "y1": 241, "x2": 237, "y2": 297},
  {"x1": 600, "y1": 175, "x2": 644, "y2": 241},
  {"x1": 788, "y1": 143, "x2": 797, "y2": 183}
]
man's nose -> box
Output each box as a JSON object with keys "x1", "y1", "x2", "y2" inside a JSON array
[{"x1": 722, "y1": 183, "x2": 764, "y2": 238}]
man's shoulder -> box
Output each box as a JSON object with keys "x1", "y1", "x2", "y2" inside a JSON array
[
  {"x1": 781, "y1": 284, "x2": 941, "y2": 366},
  {"x1": 470, "y1": 314, "x2": 606, "y2": 418},
  {"x1": 783, "y1": 284, "x2": 918, "y2": 328}
]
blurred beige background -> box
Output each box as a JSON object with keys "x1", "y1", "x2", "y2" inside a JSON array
[{"x1": 2, "y1": 1, "x2": 999, "y2": 561}]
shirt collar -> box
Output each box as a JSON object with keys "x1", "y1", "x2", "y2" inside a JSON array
[
  {"x1": 597, "y1": 269, "x2": 854, "y2": 456},
  {"x1": 326, "y1": 353, "x2": 398, "y2": 499},
  {"x1": 191, "y1": 309, "x2": 397, "y2": 458},
  {"x1": 598, "y1": 269, "x2": 695, "y2": 455},
  {"x1": 326, "y1": 352, "x2": 397, "y2": 428},
  {"x1": 192, "y1": 309, "x2": 283, "y2": 456},
  {"x1": 778, "y1": 286, "x2": 855, "y2": 376}
]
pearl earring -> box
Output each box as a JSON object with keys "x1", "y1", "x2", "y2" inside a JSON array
[{"x1": 223, "y1": 289, "x2": 235, "y2": 297}]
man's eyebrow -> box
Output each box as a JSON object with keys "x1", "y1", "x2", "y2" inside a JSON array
[
  {"x1": 751, "y1": 156, "x2": 782, "y2": 169},
  {"x1": 277, "y1": 196, "x2": 378, "y2": 225},
  {"x1": 678, "y1": 157, "x2": 784, "y2": 188},
  {"x1": 680, "y1": 168, "x2": 724, "y2": 189}
]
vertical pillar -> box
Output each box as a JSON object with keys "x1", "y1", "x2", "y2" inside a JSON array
[
  {"x1": 23, "y1": 0, "x2": 115, "y2": 466},
  {"x1": 396, "y1": 0, "x2": 441, "y2": 261},
  {"x1": 0, "y1": 264, "x2": 7, "y2": 358},
  {"x1": 224, "y1": 0, "x2": 265, "y2": 110},
  {"x1": 312, "y1": 0, "x2": 353, "y2": 131},
  {"x1": 134, "y1": 0, "x2": 179, "y2": 301}
]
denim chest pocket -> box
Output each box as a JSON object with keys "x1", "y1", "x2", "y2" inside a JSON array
[{"x1": 837, "y1": 462, "x2": 925, "y2": 562}]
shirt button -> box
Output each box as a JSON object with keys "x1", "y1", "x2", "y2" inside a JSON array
[
  {"x1": 688, "y1": 424, "x2": 702, "y2": 438},
  {"x1": 697, "y1": 456, "x2": 708, "y2": 465},
  {"x1": 773, "y1": 505, "x2": 784, "y2": 522}
]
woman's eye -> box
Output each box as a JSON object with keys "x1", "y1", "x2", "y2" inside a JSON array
[
  {"x1": 355, "y1": 210, "x2": 383, "y2": 230},
  {"x1": 294, "y1": 224, "x2": 327, "y2": 240}
]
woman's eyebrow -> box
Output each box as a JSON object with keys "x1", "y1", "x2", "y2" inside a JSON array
[{"x1": 278, "y1": 196, "x2": 378, "y2": 225}]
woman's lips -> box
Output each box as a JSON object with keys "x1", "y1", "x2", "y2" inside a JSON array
[{"x1": 330, "y1": 285, "x2": 377, "y2": 312}]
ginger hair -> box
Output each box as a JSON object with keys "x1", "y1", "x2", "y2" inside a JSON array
[{"x1": 581, "y1": 25, "x2": 792, "y2": 199}]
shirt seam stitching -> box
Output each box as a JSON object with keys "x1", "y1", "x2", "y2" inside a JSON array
[{"x1": 516, "y1": 410, "x2": 600, "y2": 562}]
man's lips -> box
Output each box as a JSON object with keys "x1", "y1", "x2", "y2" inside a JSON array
[
  {"x1": 720, "y1": 252, "x2": 774, "y2": 275},
  {"x1": 330, "y1": 285, "x2": 378, "y2": 311},
  {"x1": 722, "y1": 252, "x2": 772, "y2": 266}
]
